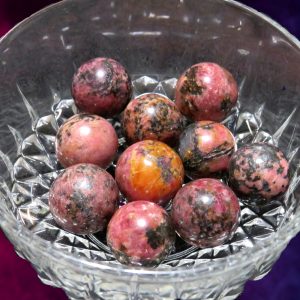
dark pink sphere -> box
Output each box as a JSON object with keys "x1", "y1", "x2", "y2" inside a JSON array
[
  {"x1": 72, "y1": 57, "x2": 132, "y2": 117},
  {"x1": 229, "y1": 143, "x2": 290, "y2": 199},
  {"x1": 122, "y1": 93, "x2": 184, "y2": 145},
  {"x1": 171, "y1": 178, "x2": 240, "y2": 248},
  {"x1": 56, "y1": 113, "x2": 118, "y2": 168},
  {"x1": 49, "y1": 164, "x2": 119, "y2": 235},
  {"x1": 175, "y1": 62, "x2": 238, "y2": 122},
  {"x1": 107, "y1": 201, "x2": 175, "y2": 266},
  {"x1": 178, "y1": 121, "x2": 236, "y2": 178}
]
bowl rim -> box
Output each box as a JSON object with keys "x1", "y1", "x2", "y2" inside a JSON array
[{"x1": 0, "y1": 0, "x2": 300, "y2": 281}]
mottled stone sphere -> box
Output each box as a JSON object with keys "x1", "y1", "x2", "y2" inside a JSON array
[
  {"x1": 107, "y1": 201, "x2": 175, "y2": 266},
  {"x1": 178, "y1": 121, "x2": 236, "y2": 179},
  {"x1": 115, "y1": 140, "x2": 184, "y2": 206},
  {"x1": 171, "y1": 178, "x2": 240, "y2": 248},
  {"x1": 175, "y1": 62, "x2": 238, "y2": 122},
  {"x1": 49, "y1": 164, "x2": 119, "y2": 235},
  {"x1": 55, "y1": 113, "x2": 118, "y2": 168},
  {"x1": 122, "y1": 93, "x2": 184, "y2": 146},
  {"x1": 72, "y1": 57, "x2": 132, "y2": 117},
  {"x1": 229, "y1": 143, "x2": 290, "y2": 199}
]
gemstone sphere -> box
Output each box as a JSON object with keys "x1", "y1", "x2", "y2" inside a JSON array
[
  {"x1": 107, "y1": 201, "x2": 175, "y2": 266},
  {"x1": 115, "y1": 140, "x2": 184, "y2": 206},
  {"x1": 72, "y1": 57, "x2": 132, "y2": 117},
  {"x1": 56, "y1": 113, "x2": 118, "y2": 168},
  {"x1": 229, "y1": 143, "x2": 290, "y2": 199},
  {"x1": 178, "y1": 121, "x2": 236, "y2": 179},
  {"x1": 122, "y1": 93, "x2": 184, "y2": 145},
  {"x1": 175, "y1": 62, "x2": 238, "y2": 122},
  {"x1": 49, "y1": 164, "x2": 119, "y2": 235},
  {"x1": 171, "y1": 178, "x2": 240, "y2": 248}
]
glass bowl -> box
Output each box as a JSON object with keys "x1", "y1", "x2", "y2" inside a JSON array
[{"x1": 0, "y1": 0, "x2": 299, "y2": 299}]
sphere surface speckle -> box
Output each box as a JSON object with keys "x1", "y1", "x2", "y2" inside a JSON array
[
  {"x1": 107, "y1": 201, "x2": 175, "y2": 266},
  {"x1": 229, "y1": 143, "x2": 290, "y2": 199},
  {"x1": 122, "y1": 93, "x2": 184, "y2": 145},
  {"x1": 171, "y1": 178, "x2": 240, "y2": 248},
  {"x1": 49, "y1": 164, "x2": 119, "y2": 235},
  {"x1": 175, "y1": 62, "x2": 238, "y2": 122},
  {"x1": 115, "y1": 140, "x2": 184, "y2": 206},
  {"x1": 72, "y1": 57, "x2": 132, "y2": 117},
  {"x1": 178, "y1": 121, "x2": 236, "y2": 178},
  {"x1": 56, "y1": 113, "x2": 118, "y2": 168}
]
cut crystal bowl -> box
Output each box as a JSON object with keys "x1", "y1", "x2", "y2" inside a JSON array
[{"x1": 0, "y1": 0, "x2": 299, "y2": 299}]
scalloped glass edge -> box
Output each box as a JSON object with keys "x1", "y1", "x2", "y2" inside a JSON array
[{"x1": 0, "y1": 0, "x2": 299, "y2": 283}]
